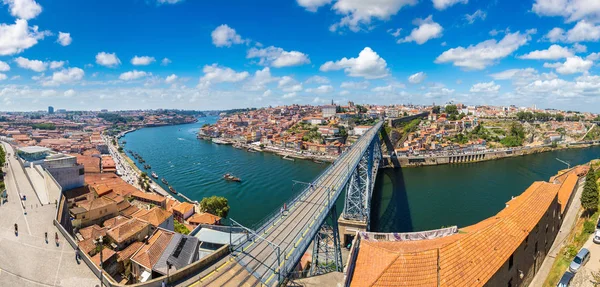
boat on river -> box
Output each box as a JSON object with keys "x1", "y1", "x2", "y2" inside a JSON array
[
  {"x1": 151, "y1": 172, "x2": 158, "y2": 179},
  {"x1": 223, "y1": 173, "x2": 241, "y2": 182},
  {"x1": 169, "y1": 186, "x2": 177, "y2": 194},
  {"x1": 161, "y1": 178, "x2": 169, "y2": 185}
]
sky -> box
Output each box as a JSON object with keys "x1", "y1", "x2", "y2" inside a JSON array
[{"x1": 0, "y1": 0, "x2": 600, "y2": 112}]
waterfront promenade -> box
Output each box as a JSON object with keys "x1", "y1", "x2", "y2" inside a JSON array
[
  {"x1": 182, "y1": 122, "x2": 382, "y2": 286},
  {"x1": 0, "y1": 142, "x2": 97, "y2": 287}
]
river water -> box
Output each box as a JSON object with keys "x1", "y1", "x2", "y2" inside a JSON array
[{"x1": 122, "y1": 117, "x2": 600, "y2": 232}]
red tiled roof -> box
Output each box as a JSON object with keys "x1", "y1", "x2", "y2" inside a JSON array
[
  {"x1": 351, "y1": 181, "x2": 563, "y2": 287},
  {"x1": 131, "y1": 229, "x2": 174, "y2": 269}
]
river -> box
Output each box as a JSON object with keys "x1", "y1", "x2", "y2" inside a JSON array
[{"x1": 122, "y1": 117, "x2": 600, "y2": 232}]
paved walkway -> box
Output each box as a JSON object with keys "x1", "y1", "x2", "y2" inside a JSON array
[
  {"x1": 529, "y1": 180, "x2": 584, "y2": 286},
  {"x1": 0, "y1": 142, "x2": 97, "y2": 287},
  {"x1": 570, "y1": 233, "x2": 600, "y2": 286}
]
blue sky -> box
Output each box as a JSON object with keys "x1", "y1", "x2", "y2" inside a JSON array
[{"x1": 0, "y1": 0, "x2": 600, "y2": 112}]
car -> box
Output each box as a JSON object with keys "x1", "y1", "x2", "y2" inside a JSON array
[
  {"x1": 569, "y1": 248, "x2": 590, "y2": 273},
  {"x1": 557, "y1": 271, "x2": 575, "y2": 287},
  {"x1": 594, "y1": 230, "x2": 600, "y2": 244}
]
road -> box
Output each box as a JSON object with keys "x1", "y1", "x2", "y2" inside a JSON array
[
  {"x1": 0, "y1": 142, "x2": 97, "y2": 287},
  {"x1": 569, "y1": 232, "x2": 600, "y2": 286},
  {"x1": 181, "y1": 122, "x2": 382, "y2": 287}
]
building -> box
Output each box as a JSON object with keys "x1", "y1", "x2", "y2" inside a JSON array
[
  {"x1": 43, "y1": 154, "x2": 85, "y2": 191},
  {"x1": 346, "y1": 169, "x2": 582, "y2": 287},
  {"x1": 48, "y1": 106, "x2": 54, "y2": 114},
  {"x1": 133, "y1": 207, "x2": 174, "y2": 232},
  {"x1": 172, "y1": 202, "x2": 195, "y2": 222},
  {"x1": 322, "y1": 105, "x2": 336, "y2": 118},
  {"x1": 106, "y1": 218, "x2": 152, "y2": 250},
  {"x1": 17, "y1": 146, "x2": 51, "y2": 164},
  {"x1": 353, "y1": 126, "x2": 371, "y2": 136},
  {"x1": 70, "y1": 196, "x2": 119, "y2": 228},
  {"x1": 187, "y1": 212, "x2": 221, "y2": 226},
  {"x1": 131, "y1": 229, "x2": 174, "y2": 282}
]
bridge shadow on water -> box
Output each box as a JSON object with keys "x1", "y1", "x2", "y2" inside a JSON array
[{"x1": 370, "y1": 167, "x2": 413, "y2": 232}]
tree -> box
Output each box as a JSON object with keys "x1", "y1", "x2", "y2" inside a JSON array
[
  {"x1": 200, "y1": 196, "x2": 230, "y2": 218},
  {"x1": 174, "y1": 220, "x2": 190, "y2": 234},
  {"x1": 445, "y1": 105, "x2": 458, "y2": 116},
  {"x1": 581, "y1": 168, "x2": 599, "y2": 215},
  {"x1": 432, "y1": 106, "x2": 441, "y2": 114}
]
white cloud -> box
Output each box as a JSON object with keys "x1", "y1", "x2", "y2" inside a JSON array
[
  {"x1": 199, "y1": 64, "x2": 249, "y2": 87},
  {"x1": 43, "y1": 67, "x2": 84, "y2": 86},
  {"x1": 64, "y1": 89, "x2": 76, "y2": 97},
  {"x1": 388, "y1": 28, "x2": 402, "y2": 37},
  {"x1": 95, "y1": 52, "x2": 121, "y2": 67},
  {"x1": 399, "y1": 15, "x2": 443, "y2": 45},
  {"x1": 545, "y1": 20, "x2": 600, "y2": 43},
  {"x1": 0, "y1": 73, "x2": 6, "y2": 81},
  {"x1": 372, "y1": 85, "x2": 394, "y2": 92},
  {"x1": 320, "y1": 47, "x2": 389, "y2": 79},
  {"x1": 0, "y1": 19, "x2": 47, "y2": 55},
  {"x1": 432, "y1": 0, "x2": 468, "y2": 10},
  {"x1": 306, "y1": 85, "x2": 334, "y2": 94},
  {"x1": 278, "y1": 76, "x2": 303, "y2": 92},
  {"x1": 587, "y1": 52, "x2": 600, "y2": 61},
  {"x1": 518, "y1": 45, "x2": 573, "y2": 60},
  {"x1": 408, "y1": 72, "x2": 427, "y2": 84},
  {"x1": 544, "y1": 56, "x2": 593, "y2": 74},
  {"x1": 465, "y1": 9, "x2": 486, "y2": 24},
  {"x1": 165, "y1": 74, "x2": 178, "y2": 84},
  {"x1": 57, "y1": 32, "x2": 72, "y2": 46},
  {"x1": 296, "y1": 0, "x2": 331, "y2": 12},
  {"x1": 157, "y1": 0, "x2": 184, "y2": 4},
  {"x1": 532, "y1": 0, "x2": 600, "y2": 23},
  {"x1": 49, "y1": 61, "x2": 65, "y2": 69},
  {"x1": 2, "y1": 0, "x2": 42, "y2": 20},
  {"x1": 572, "y1": 43, "x2": 587, "y2": 53},
  {"x1": 470, "y1": 81, "x2": 500, "y2": 93},
  {"x1": 244, "y1": 67, "x2": 279, "y2": 91},
  {"x1": 0, "y1": 60, "x2": 10, "y2": 72},
  {"x1": 435, "y1": 31, "x2": 532, "y2": 70},
  {"x1": 262, "y1": 89, "x2": 272, "y2": 97},
  {"x1": 328, "y1": 0, "x2": 418, "y2": 32},
  {"x1": 131, "y1": 56, "x2": 156, "y2": 66},
  {"x1": 247, "y1": 46, "x2": 310, "y2": 68},
  {"x1": 119, "y1": 70, "x2": 149, "y2": 81},
  {"x1": 14, "y1": 56, "x2": 46, "y2": 72},
  {"x1": 161, "y1": 58, "x2": 172, "y2": 66},
  {"x1": 282, "y1": 92, "x2": 297, "y2": 99},
  {"x1": 41, "y1": 89, "x2": 57, "y2": 97},
  {"x1": 340, "y1": 81, "x2": 369, "y2": 89},
  {"x1": 339, "y1": 90, "x2": 350, "y2": 95},
  {"x1": 305, "y1": 75, "x2": 330, "y2": 84},
  {"x1": 211, "y1": 24, "x2": 246, "y2": 47}
]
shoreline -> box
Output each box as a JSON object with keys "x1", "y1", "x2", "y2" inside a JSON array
[{"x1": 392, "y1": 140, "x2": 600, "y2": 168}]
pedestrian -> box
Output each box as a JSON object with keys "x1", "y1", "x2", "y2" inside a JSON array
[
  {"x1": 280, "y1": 206, "x2": 283, "y2": 216},
  {"x1": 45, "y1": 232, "x2": 48, "y2": 243},
  {"x1": 75, "y1": 248, "x2": 79, "y2": 262},
  {"x1": 55, "y1": 232, "x2": 59, "y2": 246},
  {"x1": 283, "y1": 203, "x2": 287, "y2": 212}
]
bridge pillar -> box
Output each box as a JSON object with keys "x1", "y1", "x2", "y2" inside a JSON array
[
  {"x1": 311, "y1": 205, "x2": 343, "y2": 276},
  {"x1": 339, "y1": 134, "x2": 382, "y2": 246}
]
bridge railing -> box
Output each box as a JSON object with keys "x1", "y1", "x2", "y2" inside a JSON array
[
  {"x1": 278, "y1": 122, "x2": 383, "y2": 280},
  {"x1": 250, "y1": 128, "x2": 369, "y2": 234}
]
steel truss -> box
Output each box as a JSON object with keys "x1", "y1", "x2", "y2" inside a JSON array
[
  {"x1": 311, "y1": 205, "x2": 343, "y2": 276},
  {"x1": 342, "y1": 136, "x2": 382, "y2": 229}
]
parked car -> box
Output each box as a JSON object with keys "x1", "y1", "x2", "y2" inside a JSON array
[
  {"x1": 594, "y1": 230, "x2": 600, "y2": 244},
  {"x1": 557, "y1": 271, "x2": 575, "y2": 287},
  {"x1": 569, "y1": 248, "x2": 590, "y2": 273}
]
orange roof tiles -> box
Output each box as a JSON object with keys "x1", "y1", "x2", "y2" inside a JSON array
[
  {"x1": 557, "y1": 172, "x2": 580, "y2": 214},
  {"x1": 131, "y1": 229, "x2": 174, "y2": 269},
  {"x1": 106, "y1": 218, "x2": 149, "y2": 244},
  {"x1": 117, "y1": 241, "x2": 144, "y2": 262},
  {"x1": 85, "y1": 173, "x2": 137, "y2": 198},
  {"x1": 131, "y1": 190, "x2": 166, "y2": 204},
  {"x1": 173, "y1": 202, "x2": 194, "y2": 215},
  {"x1": 351, "y1": 180, "x2": 563, "y2": 287},
  {"x1": 188, "y1": 212, "x2": 221, "y2": 225},
  {"x1": 133, "y1": 207, "x2": 172, "y2": 227},
  {"x1": 103, "y1": 215, "x2": 130, "y2": 229},
  {"x1": 91, "y1": 248, "x2": 116, "y2": 267},
  {"x1": 79, "y1": 224, "x2": 107, "y2": 240}
]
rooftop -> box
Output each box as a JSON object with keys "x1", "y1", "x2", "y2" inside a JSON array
[
  {"x1": 350, "y1": 177, "x2": 576, "y2": 287},
  {"x1": 131, "y1": 229, "x2": 174, "y2": 270},
  {"x1": 133, "y1": 207, "x2": 172, "y2": 227},
  {"x1": 106, "y1": 218, "x2": 149, "y2": 244}
]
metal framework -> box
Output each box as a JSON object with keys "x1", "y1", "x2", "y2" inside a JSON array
[
  {"x1": 342, "y1": 136, "x2": 382, "y2": 229},
  {"x1": 311, "y1": 205, "x2": 343, "y2": 276}
]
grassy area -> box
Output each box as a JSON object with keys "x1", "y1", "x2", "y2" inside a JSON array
[{"x1": 544, "y1": 182, "x2": 600, "y2": 286}]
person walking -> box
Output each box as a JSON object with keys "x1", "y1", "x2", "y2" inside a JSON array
[
  {"x1": 45, "y1": 232, "x2": 48, "y2": 243},
  {"x1": 55, "y1": 232, "x2": 59, "y2": 246}
]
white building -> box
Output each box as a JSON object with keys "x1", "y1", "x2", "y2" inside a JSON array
[{"x1": 322, "y1": 105, "x2": 336, "y2": 118}]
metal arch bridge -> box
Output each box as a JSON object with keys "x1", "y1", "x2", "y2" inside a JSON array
[{"x1": 199, "y1": 121, "x2": 384, "y2": 287}]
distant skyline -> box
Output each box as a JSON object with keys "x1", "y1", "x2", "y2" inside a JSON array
[{"x1": 0, "y1": 0, "x2": 599, "y2": 112}]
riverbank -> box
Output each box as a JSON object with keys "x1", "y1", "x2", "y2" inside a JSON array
[
  {"x1": 198, "y1": 137, "x2": 337, "y2": 163},
  {"x1": 394, "y1": 140, "x2": 600, "y2": 168}
]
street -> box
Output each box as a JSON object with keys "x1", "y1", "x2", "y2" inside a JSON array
[
  {"x1": 0, "y1": 142, "x2": 97, "y2": 287},
  {"x1": 569, "y1": 233, "x2": 600, "y2": 286}
]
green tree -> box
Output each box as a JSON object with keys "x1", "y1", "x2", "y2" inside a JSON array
[
  {"x1": 445, "y1": 105, "x2": 458, "y2": 116},
  {"x1": 174, "y1": 220, "x2": 190, "y2": 235},
  {"x1": 432, "y1": 106, "x2": 441, "y2": 114},
  {"x1": 581, "y1": 168, "x2": 599, "y2": 215},
  {"x1": 200, "y1": 196, "x2": 230, "y2": 218}
]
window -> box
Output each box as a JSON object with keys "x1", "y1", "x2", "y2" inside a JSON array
[
  {"x1": 525, "y1": 235, "x2": 529, "y2": 249},
  {"x1": 509, "y1": 255, "x2": 514, "y2": 270},
  {"x1": 553, "y1": 209, "x2": 556, "y2": 218},
  {"x1": 546, "y1": 224, "x2": 549, "y2": 234}
]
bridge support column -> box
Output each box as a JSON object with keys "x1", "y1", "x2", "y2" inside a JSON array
[{"x1": 311, "y1": 205, "x2": 343, "y2": 276}]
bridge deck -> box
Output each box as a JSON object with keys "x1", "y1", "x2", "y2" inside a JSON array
[{"x1": 192, "y1": 122, "x2": 383, "y2": 287}]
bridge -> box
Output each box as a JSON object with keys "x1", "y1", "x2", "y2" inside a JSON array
[{"x1": 195, "y1": 121, "x2": 384, "y2": 286}]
